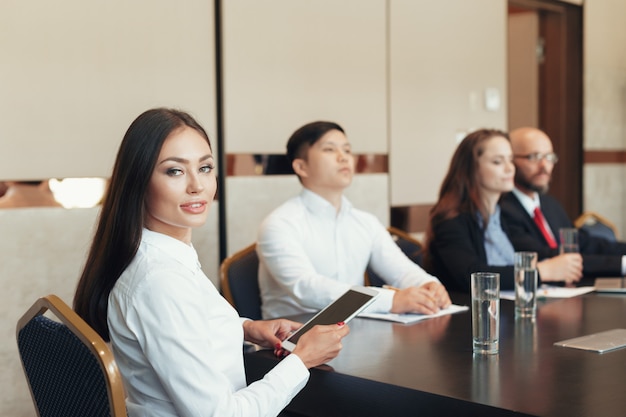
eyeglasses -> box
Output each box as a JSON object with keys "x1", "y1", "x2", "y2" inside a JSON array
[{"x1": 513, "y1": 152, "x2": 559, "y2": 164}]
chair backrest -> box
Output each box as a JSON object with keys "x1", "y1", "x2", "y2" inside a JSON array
[
  {"x1": 16, "y1": 294, "x2": 127, "y2": 417},
  {"x1": 388, "y1": 226, "x2": 425, "y2": 265},
  {"x1": 574, "y1": 211, "x2": 618, "y2": 241},
  {"x1": 220, "y1": 243, "x2": 263, "y2": 320},
  {"x1": 365, "y1": 227, "x2": 424, "y2": 287}
]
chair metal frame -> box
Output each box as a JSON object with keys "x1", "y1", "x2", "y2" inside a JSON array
[
  {"x1": 574, "y1": 211, "x2": 619, "y2": 240},
  {"x1": 387, "y1": 226, "x2": 424, "y2": 257},
  {"x1": 16, "y1": 294, "x2": 127, "y2": 417},
  {"x1": 220, "y1": 243, "x2": 262, "y2": 320}
]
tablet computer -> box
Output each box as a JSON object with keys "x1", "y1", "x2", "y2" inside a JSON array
[
  {"x1": 554, "y1": 328, "x2": 626, "y2": 353},
  {"x1": 281, "y1": 286, "x2": 379, "y2": 352}
]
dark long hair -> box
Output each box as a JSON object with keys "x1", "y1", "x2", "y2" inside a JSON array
[
  {"x1": 423, "y1": 129, "x2": 508, "y2": 265},
  {"x1": 73, "y1": 108, "x2": 211, "y2": 341}
]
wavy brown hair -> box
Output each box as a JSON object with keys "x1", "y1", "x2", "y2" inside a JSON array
[{"x1": 423, "y1": 128, "x2": 508, "y2": 266}]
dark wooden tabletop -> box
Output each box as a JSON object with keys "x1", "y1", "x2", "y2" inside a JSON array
[{"x1": 245, "y1": 292, "x2": 626, "y2": 417}]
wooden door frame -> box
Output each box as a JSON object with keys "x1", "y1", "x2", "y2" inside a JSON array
[{"x1": 509, "y1": 0, "x2": 583, "y2": 220}]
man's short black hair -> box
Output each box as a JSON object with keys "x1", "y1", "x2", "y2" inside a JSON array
[{"x1": 286, "y1": 121, "x2": 345, "y2": 163}]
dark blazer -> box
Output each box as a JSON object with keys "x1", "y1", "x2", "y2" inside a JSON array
[
  {"x1": 500, "y1": 192, "x2": 626, "y2": 278},
  {"x1": 426, "y1": 211, "x2": 516, "y2": 293}
]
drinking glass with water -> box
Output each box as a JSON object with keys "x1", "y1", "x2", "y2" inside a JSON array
[
  {"x1": 471, "y1": 272, "x2": 500, "y2": 354},
  {"x1": 514, "y1": 252, "x2": 538, "y2": 319},
  {"x1": 559, "y1": 228, "x2": 579, "y2": 254}
]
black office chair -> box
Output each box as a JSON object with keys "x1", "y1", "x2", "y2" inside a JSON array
[
  {"x1": 574, "y1": 211, "x2": 618, "y2": 242},
  {"x1": 220, "y1": 243, "x2": 263, "y2": 320},
  {"x1": 388, "y1": 226, "x2": 425, "y2": 265},
  {"x1": 16, "y1": 294, "x2": 127, "y2": 417},
  {"x1": 365, "y1": 227, "x2": 425, "y2": 287}
]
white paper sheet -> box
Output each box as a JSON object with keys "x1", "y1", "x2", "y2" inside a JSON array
[{"x1": 359, "y1": 304, "x2": 469, "y2": 324}]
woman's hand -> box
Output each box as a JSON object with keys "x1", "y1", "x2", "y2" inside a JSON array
[
  {"x1": 242, "y1": 319, "x2": 302, "y2": 349},
  {"x1": 291, "y1": 323, "x2": 350, "y2": 369}
]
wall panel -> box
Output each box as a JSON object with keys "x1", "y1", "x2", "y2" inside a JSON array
[
  {"x1": 389, "y1": 0, "x2": 508, "y2": 206},
  {"x1": 222, "y1": 0, "x2": 387, "y2": 154},
  {"x1": 583, "y1": 165, "x2": 626, "y2": 237},
  {"x1": 583, "y1": 0, "x2": 626, "y2": 236},
  {"x1": 0, "y1": 0, "x2": 216, "y2": 180}
]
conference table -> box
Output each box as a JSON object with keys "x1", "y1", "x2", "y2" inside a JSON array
[{"x1": 244, "y1": 291, "x2": 626, "y2": 417}]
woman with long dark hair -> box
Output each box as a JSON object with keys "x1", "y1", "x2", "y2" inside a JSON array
[
  {"x1": 424, "y1": 128, "x2": 582, "y2": 292},
  {"x1": 74, "y1": 108, "x2": 349, "y2": 417}
]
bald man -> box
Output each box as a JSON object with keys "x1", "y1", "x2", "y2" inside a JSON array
[
  {"x1": 0, "y1": 181, "x2": 62, "y2": 209},
  {"x1": 500, "y1": 127, "x2": 626, "y2": 280}
]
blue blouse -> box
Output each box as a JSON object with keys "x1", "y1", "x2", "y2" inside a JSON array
[{"x1": 477, "y1": 204, "x2": 515, "y2": 266}]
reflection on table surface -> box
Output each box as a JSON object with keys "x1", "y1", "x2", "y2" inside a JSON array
[{"x1": 245, "y1": 292, "x2": 626, "y2": 417}]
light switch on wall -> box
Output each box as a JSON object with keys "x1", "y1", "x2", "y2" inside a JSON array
[{"x1": 484, "y1": 87, "x2": 501, "y2": 111}]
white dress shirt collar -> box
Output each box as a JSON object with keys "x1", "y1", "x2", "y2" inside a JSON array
[
  {"x1": 512, "y1": 187, "x2": 541, "y2": 216},
  {"x1": 300, "y1": 188, "x2": 352, "y2": 218},
  {"x1": 142, "y1": 228, "x2": 200, "y2": 272}
]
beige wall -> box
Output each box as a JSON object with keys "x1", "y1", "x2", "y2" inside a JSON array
[
  {"x1": 584, "y1": 0, "x2": 626, "y2": 150},
  {"x1": 583, "y1": 0, "x2": 626, "y2": 236},
  {"x1": 0, "y1": 0, "x2": 216, "y2": 180},
  {"x1": 508, "y1": 11, "x2": 539, "y2": 130},
  {"x1": 222, "y1": 0, "x2": 387, "y2": 154},
  {"x1": 389, "y1": 0, "x2": 508, "y2": 206},
  {"x1": 1, "y1": 207, "x2": 95, "y2": 416}
]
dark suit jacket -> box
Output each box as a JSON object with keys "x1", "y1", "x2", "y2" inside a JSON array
[
  {"x1": 500, "y1": 192, "x2": 626, "y2": 278},
  {"x1": 425, "y1": 211, "x2": 516, "y2": 293}
]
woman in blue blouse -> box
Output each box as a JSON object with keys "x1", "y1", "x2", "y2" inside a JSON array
[{"x1": 424, "y1": 129, "x2": 581, "y2": 292}]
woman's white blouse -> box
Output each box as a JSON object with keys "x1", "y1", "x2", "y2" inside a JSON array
[{"x1": 108, "y1": 229, "x2": 309, "y2": 417}]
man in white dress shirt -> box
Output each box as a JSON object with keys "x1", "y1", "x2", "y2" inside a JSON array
[{"x1": 257, "y1": 121, "x2": 451, "y2": 319}]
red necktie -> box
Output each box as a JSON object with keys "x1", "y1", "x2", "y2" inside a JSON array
[{"x1": 533, "y1": 207, "x2": 557, "y2": 249}]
